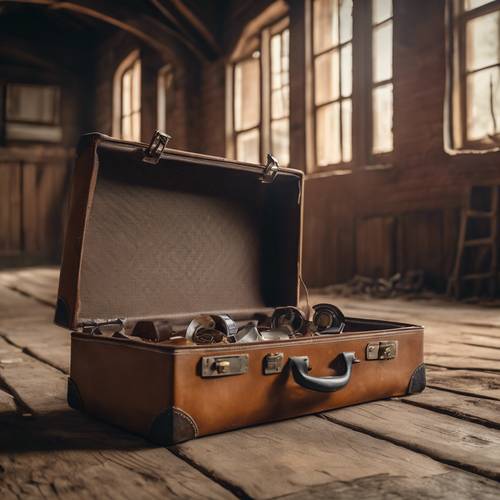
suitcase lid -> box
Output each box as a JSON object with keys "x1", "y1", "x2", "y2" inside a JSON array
[{"x1": 55, "y1": 132, "x2": 303, "y2": 330}]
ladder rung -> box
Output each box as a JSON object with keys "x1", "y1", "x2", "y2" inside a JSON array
[
  {"x1": 461, "y1": 273, "x2": 495, "y2": 281},
  {"x1": 466, "y1": 210, "x2": 496, "y2": 218},
  {"x1": 463, "y1": 238, "x2": 495, "y2": 247}
]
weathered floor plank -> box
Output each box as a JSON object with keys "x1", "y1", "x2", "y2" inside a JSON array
[
  {"x1": 275, "y1": 471, "x2": 500, "y2": 500},
  {"x1": 401, "y1": 387, "x2": 500, "y2": 428},
  {"x1": 175, "y1": 415, "x2": 499, "y2": 500},
  {"x1": 0, "y1": 315, "x2": 70, "y2": 373},
  {"x1": 0, "y1": 337, "x2": 67, "y2": 413},
  {"x1": 1, "y1": 414, "x2": 237, "y2": 500},
  {"x1": 0, "y1": 338, "x2": 236, "y2": 499},
  {"x1": 0, "y1": 266, "x2": 59, "y2": 306},
  {"x1": 427, "y1": 367, "x2": 500, "y2": 400},
  {"x1": 323, "y1": 401, "x2": 500, "y2": 480}
]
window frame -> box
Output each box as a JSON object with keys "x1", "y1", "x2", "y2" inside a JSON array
[
  {"x1": 228, "y1": 16, "x2": 290, "y2": 166},
  {"x1": 3, "y1": 83, "x2": 62, "y2": 143},
  {"x1": 112, "y1": 50, "x2": 141, "y2": 142},
  {"x1": 232, "y1": 47, "x2": 262, "y2": 164},
  {"x1": 309, "y1": 0, "x2": 395, "y2": 173},
  {"x1": 5, "y1": 83, "x2": 60, "y2": 127},
  {"x1": 268, "y1": 19, "x2": 291, "y2": 167},
  {"x1": 448, "y1": 0, "x2": 500, "y2": 152},
  {"x1": 157, "y1": 63, "x2": 174, "y2": 132}
]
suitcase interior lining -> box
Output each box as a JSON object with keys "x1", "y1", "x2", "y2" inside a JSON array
[{"x1": 77, "y1": 147, "x2": 301, "y2": 323}]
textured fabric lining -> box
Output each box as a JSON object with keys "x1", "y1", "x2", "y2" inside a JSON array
[{"x1": 78, "y1": 146, "x2": 301, "y2": 321}]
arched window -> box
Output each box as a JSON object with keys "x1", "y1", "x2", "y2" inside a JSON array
[
  {"x1": 227, "y1": 2, "x2": 290, "y2": 166},
  {"x1": 157, "y1": 64, "x2": 174, "y2": 132},
  {"x1": 113, "y1": 50, "x2": 141, "y2": 141}
]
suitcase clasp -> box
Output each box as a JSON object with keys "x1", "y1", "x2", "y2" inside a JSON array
[
  {"x1": 366, "y1": 341, "x2": 398, "y2": 360},
  {"x1": 201, "y1": 355, "x2": 249, "y2": 377},
  {"x1": 143, "y1": 130, "x2": 171, "y2": 165},
  {"x1": 261, "y1": 153, "x2": 280, "y2": 183}
]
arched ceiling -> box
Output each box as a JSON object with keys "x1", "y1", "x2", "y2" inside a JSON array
[{"x1": 0, "y1": 0, "x2": 225, "y2": 64}]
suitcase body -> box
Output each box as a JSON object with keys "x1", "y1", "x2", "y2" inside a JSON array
[{"x1": 56, "y1": 132, "x2": 425, "y2": 445}]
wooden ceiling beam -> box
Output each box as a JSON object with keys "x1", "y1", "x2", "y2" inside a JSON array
[
  {"x1": 168, "y1": 0, "x2": 221, "y2": 56},
  {"x1": 0, "y1": 0, "x2": 209, "y2": 61}
]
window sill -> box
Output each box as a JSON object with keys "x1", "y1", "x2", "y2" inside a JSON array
[
  {"x1": 445, "y1": 145, "x2": 500, "y2": 156},
  {"x1": 360, "y1": 163, "x2": 394, "y2": 172},
  {"x1": 305, "y1": 163, "x2": 394, "y2": 179}
]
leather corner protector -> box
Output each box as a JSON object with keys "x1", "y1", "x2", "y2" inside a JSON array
[
  {"x1": 54, "y1": 297, "x2": 70, "y2": 328},
  {"x1": 149, "y1": 407, "x2": 199, "y2": 446},
  {"x1": 407, "y1": 363, "x2": 426, "y2": 394},
  {"x1": 67, "y1": 377, "x2": 85, "y2": 411}
]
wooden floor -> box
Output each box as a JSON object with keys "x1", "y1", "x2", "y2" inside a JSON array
[{"x1": 0, "y1": 268, "x2": 499, "y2": 499}]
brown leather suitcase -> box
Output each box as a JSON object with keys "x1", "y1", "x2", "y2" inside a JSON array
[{"x1": 55, "y1": 131, "x2": 425, "y2": 445}]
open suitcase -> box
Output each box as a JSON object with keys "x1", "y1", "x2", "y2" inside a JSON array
[{"x1": 55, "y1": 131, "x2": 425, "y2": 445}]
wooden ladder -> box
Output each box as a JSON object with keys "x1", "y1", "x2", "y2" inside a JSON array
[{"x1": 447, "y1": 185, "x2": 498, "y2": 299}]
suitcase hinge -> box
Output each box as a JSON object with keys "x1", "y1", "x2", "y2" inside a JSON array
[
  {"x1": 143, "y1": 130, "x2": 172, "y2": 165},
  {"x1": 261, "y1": 153, "x2": 279, "y2": 183}
]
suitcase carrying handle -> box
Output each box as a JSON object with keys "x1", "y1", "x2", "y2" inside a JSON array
[{"x1": 289, "y1": 352, "x2": 358, "y2": 393}]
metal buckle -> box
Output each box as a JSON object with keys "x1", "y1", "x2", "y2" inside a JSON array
[
  {"x1": 261, "y1": 153, "x2": 280, "y2": 183},
  {"x1": 143, "y1": 130, "x2": 171, "y2": 165}
]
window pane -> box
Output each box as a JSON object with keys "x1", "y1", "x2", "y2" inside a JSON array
[
  {"x1": 157, "y1": 66, "x2": 174, "y2": 131},
  {"x1": 272, "y1": 87, "x2": 289, "y2": 119},
  {"x1": 236, "y1": 128, "x2": 260, "y2": 163},
  {"x1": 372, "y1": 83, "x2": 393, "y2": 154},
  {"x1": 373, "y1": 0, "x2": 392, "y2": 24},
  {"x1": 234, "y1": 55, "x2": 260, "y2": 131},
  {"x1": 466, "y1": 11, "x2": 500, "y2": 72},
  {"x1": 6, "y1": 85, "x2": 59, "y2": 124},
  {"x1": 466, "y1": 66, "x2": 500, "y2": 140},
  {"x1": 339, "y1": 0, "x2": 353, "y2": 43},
  {"x1": 465, "y1": 0, "x2": 495, "y2": 11},
  {"x1": 373, "y1": 21, "x2": 393, "y2": 82},
  {"x1": 122, "y1": 69, "x2": 132, "y2": 117},
  {"x1": 271, "y1": 29, "x2": 290, "y2": 120},
  {"x1": 315, "y1": 49, "x2": 340, "y2": 104},
  {"x1": 271, "y1": 32, "x2": 283, "y2": 90},
  {"x1": 341, "y1": 99, "x2": 352, "y2": 162},
  {"x1": 271, "y1": 118, "x2": 290, "y2": 166},
  {"x1": 340, "y1": 42, "x2": 352, "y2": 96},
  {"x1": 316, "y1": 102, "x2": 341, "y2": 166},
  {"x1": 132, "y1": 59, "x2": 141, "y2": 113},
  {"x1": 314, "y1": 0, "x2": 339, "y2": 53},
  {"x1": 122, "y1": 116, "x2": 132, "y2": 141},
  {"x1": 132, "y1": 111, "x2": 141, "y2": 142}
]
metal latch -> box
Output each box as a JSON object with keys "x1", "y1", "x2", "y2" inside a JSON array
[
  {"x1": 201, "y1": 355, "x2": 249, "y2": 377},
  {"x1": 366, "y1": 341, "x2": 398, "y2": 360},
  {"x1": 261, "y1": 153, "x2": 279, "y2": 183},
  {"x1": 143, "y1": 130, "x2": 171, "y2": 165},
  {"x1": 263, "y1": 352, "x2": 284, "y2": 374}
]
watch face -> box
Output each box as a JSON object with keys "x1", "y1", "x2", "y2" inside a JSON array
[
  {"x1": 316, "y1": 311, "x2": 333, "y2": 329},
  {"x1": 186, "y1": 315, "x2": 217, "y2": 343},
  {"x1": 271, "y1": 307, "x2": 305, "y2": 333},
  {"x1": 191, "y1": 327, "x2": 227, "y2": 345},
  {"x1": 313, "y1": 304, "x2": 345, "y2": 334}
]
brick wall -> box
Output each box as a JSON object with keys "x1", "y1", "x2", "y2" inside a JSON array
[{"x1": 84, "y1": 0, "x2": 500, "y2": 291}]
